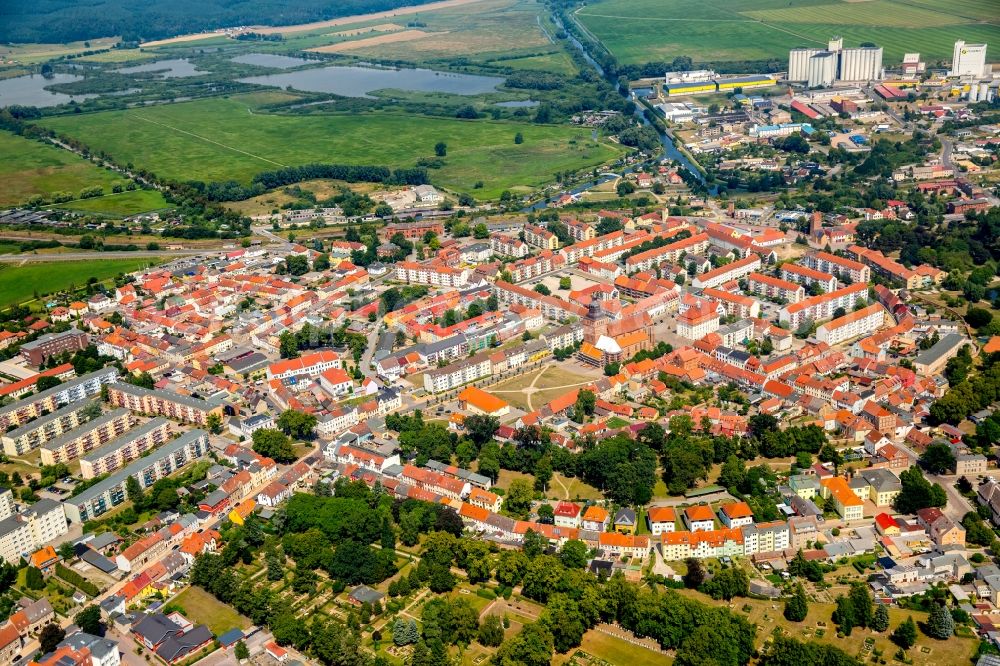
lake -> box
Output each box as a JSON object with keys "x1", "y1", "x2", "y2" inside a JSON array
[
  {"x1": 0, "y1": 73, "x2": 97, "y2": 108},
  {"x1": 237, "y1": 64, "x2": 503, "y2": 98},
  {"x1": 231, "y1": 53, "x2": 311, "y2": 69},
  {"x1": 117, "y1": 58, "x2": 205, "y2": 78}
]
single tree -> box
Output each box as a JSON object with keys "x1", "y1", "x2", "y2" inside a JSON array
[
  {"x1": 39, "y1": 624, "x2": 66, "y2": 654},
  {"x1": 925, "y1": 602, "x2": 955, "y2": 639},
  {"x1": 74, "y1": 606, "x2": 102, "y2": 636},
  {"x1": 872, "y1": 603, "x2": 890, "y2": 632},
  {"x1": 892, "y1": 616, "x2": 917, "y2": 649},
  {"x1": 784, "y1": 583, "x2": 808, "y2": 622},
  {"x1": 25, "y1": 566, "x2": 45, "y2": 590},
  {"x1": 234, "y1": 641, "x2": 250, "y2": 660}
]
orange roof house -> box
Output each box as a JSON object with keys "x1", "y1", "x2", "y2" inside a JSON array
[
  {"x1": 457, "y1": 386, "x2": 510, "y2": 416},
  {"x1": 30, "y1": 546, "x2": 59, "y2": 573}
]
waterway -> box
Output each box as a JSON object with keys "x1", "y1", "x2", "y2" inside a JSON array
[{"x1": 521, "y1": 15, "x2": 710, "y2": 210}]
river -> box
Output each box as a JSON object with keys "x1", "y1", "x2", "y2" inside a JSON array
[{"x1": 522, "y1": 16, "x2": 710, "y2": 210}]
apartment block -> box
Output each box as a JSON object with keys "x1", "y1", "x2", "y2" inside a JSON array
[
  {"x1": 393, "y1": 261, "x2": 470, "y2": 288},
  {"x1": 691, "y1": 255, "x2": 762, "y2": 290},
  {"x1": 816, "y1": 303, "x2": 887, "y2": 345},
  {"x1": 79, "y1": 418, "x2": 172, "y2": 479},
  {"x1": 523, "y1": 224, "x2": 559, "y2": 250},
  {"x1": 423, "y1": 351, "x2": 493, "y2": 394},
  {"x1": 746, "y1": 273, "x2": 805, "y2": 304},
  {"x1": 624, "y1": 233, "x2": 710, "y2": 273},
  {"x1": 19, "y1": 329, "x2": 88, "y2": 366},
  {"x1": 780, "y1": 263, "x2": 838, "y2": 292},
  {"x1": 490, "y1": 234, "x2": 529, "y2": 258},
  {"x1": 0, "y1": 499, "x2": 69, "y2": 564},
  {"x1": 65, "y1": 430, "x2": 209, "y2": 523},
  {"x1": 1, "y1": 399, "x2": 98, "y2": 457},
  {"x1": 0, "y1": 368, "x2": 118, "y2": 431},
  {"x1": 801, "y1": 250, "x2": 870, "y2": 284},
  {"x1": 779, "y1": 282, "x2": 868, "y2": 327},
  {"x1": 107, "y1": 383, "x2": 224, "y2": 426},
  {"x1": 39, "y1": 408, "x2": 135, "y2": 466}
]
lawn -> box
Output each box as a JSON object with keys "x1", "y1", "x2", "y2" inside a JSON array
[
  {"x1": 0, "y1": 258, "x2": 159, "y2": 307},
  {"x1": 575, "y1": 0, "x2": 1000, "y2": 64},
  {"x1": 40, "y1": 95, "x2": 622, "y2": 199},
  {"x1": 50, "y1": 189, "x2": 169, "y2": 216},
  {"x1": 556, "y1": 630, "x2": 670, "y2": 666},
  {"x1": 0, "y1": 130, "x2": 126, "y2": 206},
  {"x1": 551, "y1": 472, "x2": 603, "y2": 501},
  {"x1": 170, "y1": 585, "x2": 251, "y2": 636}
]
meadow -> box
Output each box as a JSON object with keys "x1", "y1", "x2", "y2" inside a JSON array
[
  {"x1": 0, "y1": 130, "x2": 126, "y2": 206},
  {"x1": 0, "y1": 258, "x2": 158, "y2": 307},
  {"x1": 40, "y1": 95, "x2": 622, "y2": 199},
  {"x1": 575, "y1": 0, "x2": 1000, "y2": 65},
  {"x1": 50, "y1": 189, "x2": 170, "y2": 216}
]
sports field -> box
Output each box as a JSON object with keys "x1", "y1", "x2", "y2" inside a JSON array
[
  {"x1": 0, "y1": 130, "x2": 126, "y2": 206},
  {"x1": 40, "y1": 95, "x2": 622, "y2": 199},
  {"x1": 575, "y1": 0, "x2": 1000, "y2": 65},
  {"x1": 0, "y1": 258, "x2": 158, "y2": 307}
]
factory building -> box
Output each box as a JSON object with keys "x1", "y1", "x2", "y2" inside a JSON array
[
  {"x1": 789, "y1": 37, "x2": 883, "y2": 86},
  {"x1": 950, "y1": 40, "x2": 988, "y2": 78}
]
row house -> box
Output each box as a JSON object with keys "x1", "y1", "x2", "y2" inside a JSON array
[
  {"x1": 266, "y1": 350, "x2": 341, "y2": 381},
  {"x1": 779, "y1": 282, "x2": 868, "y2": 327},
  {"x1": 398, "y1": 464, "x2": 469, "y2": 500},
  {"x1": 0, "y1": 368, "x2": 118, "y2": 431},
  {"x1": 78, "y1": 418, "x2": 172, "y2": 479},
  {"x1": 325, "y1": 442, "x2": 400, "y2": 474},
  {"x1": 598, "y1": 532, "x2": 650, "y2": 558},
  {"x1": 394, "y1": 261, "x2": 471, "y2": 288},
  {"x1": 780, "y1": 263, "x2": 839, "y2": 292},
  {"x1": 691, "y1": 255, "x2": 762, "y2": 290},
  {"x1": 107, "y1": 384, "x2": 224, "y2": 427},
  {"x1": 801, "y1": 250, "x2": 870, "y2": 284},
  {"x1": 746, "y1": 273, "x2": 804, "y2": 304},
  {"x1": 39, "y1": 409, "x2": 135, "y2": 466}
]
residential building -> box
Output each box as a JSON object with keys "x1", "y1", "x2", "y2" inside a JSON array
[
  {"x1": 816, "y1": 303, "x2": 887, "y2": 345},
  {"x1": 79, "y1": 418, "x2": 172, "y2": 479},
  {"x1": 39, "y1": 409, "x2": 135, "y2": 466},
  {"x1": 0, "y1": 369, "x2": 118, "y2": 432},
  {"x1": 107, "y1": 384, "x2": 224, "y2": 426},
  {"x1": 20, "y1": 329, "x2": 88, "y2": 366}
]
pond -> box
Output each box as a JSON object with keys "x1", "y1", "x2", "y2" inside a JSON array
[
  {"x1": 0, "y1": 73, "x2": 97, "y2": 108},
  {"x1": 116, "y1": 58, "x2": 205, "y2": 78},
  {"x1": 230, "y1": 53, "x2": 312, "y2": 69},
  {"x1": 237, "y1": 64, "x2": 503, "y2": 98}
]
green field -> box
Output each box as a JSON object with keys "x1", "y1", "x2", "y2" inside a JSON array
[
  {"x1": 576, "y1": 0, "x2": 1000, "y2": 64},
  {"x1": 0, "y1": 258, "x2": 158, "y2": 307},
  {"x1": 0, "y1": 130, "x2": 126, "y2": 206},
  {"x1": 40, "y1": 95, "x2": 622, "y2": 198},
  {"x1": 50, "y1": 189, "x2": 170, "y2": 216},
  {"x1": 170, "y1": 586, "x2": 250, "y2": 636}
]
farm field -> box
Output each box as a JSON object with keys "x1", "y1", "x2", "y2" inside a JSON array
[
  {"x1": 0, "y1": 130, "x2": 126, "y2": 207},
  {"x1": 40, "y1": 95, "x2": 622, "y2": 199},
  {"x1": 575, "y1": 0, "x2": 1000, "y2": 65},
  {"x1": 50, "y1": 189, "x2": 170, "y2": 216},
  {"x1": 170, "y1": 586, "x2": 251, "y2": 636},
  {"x1": 0, "y1": 258, "x2": 159, "y2": 307}
]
